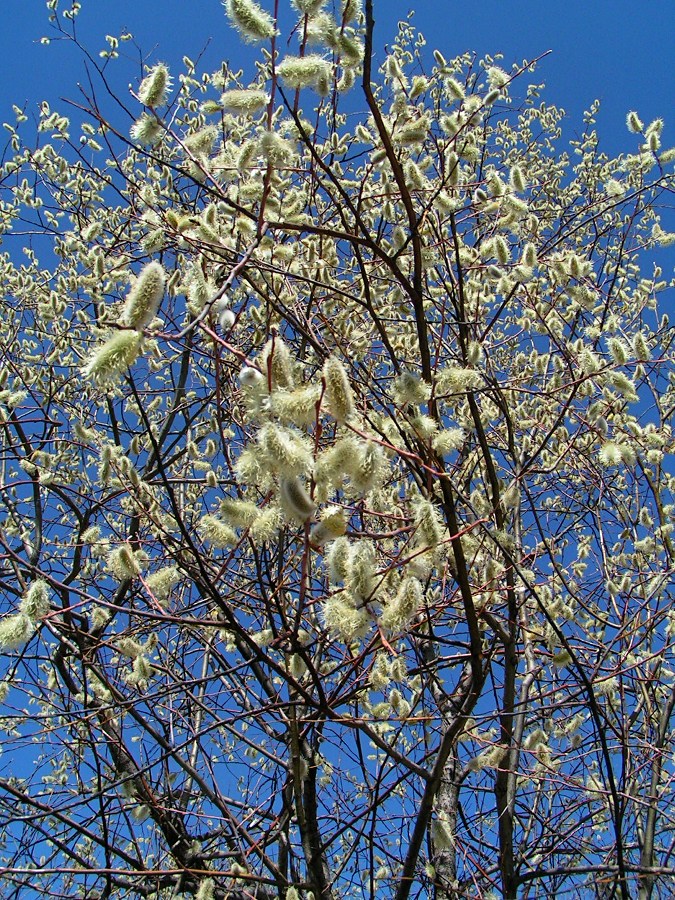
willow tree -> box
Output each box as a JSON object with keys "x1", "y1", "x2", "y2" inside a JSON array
[{"x1": 0, "y1": 1, "x2": 674, "y2": 898}]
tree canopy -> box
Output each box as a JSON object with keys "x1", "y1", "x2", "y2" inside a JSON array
[{"x1": 0, "y1": 1, "x2": 674, "y2": 898}]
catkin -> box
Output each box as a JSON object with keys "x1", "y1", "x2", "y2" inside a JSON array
[
  {"x1": 119, "y1": 262, "x2": 165, "y2": 329},
  {"x1": 82, "y1": 332, "x2": 143, "y2": 386},
  {"x1": 310, "y1": 507, "x2": 346, "y2": 545},
  {"x1": 380, "y1": 576, "x2": 423, "y2": 632},
  {"x1": 347, "y1": 541, "x2": 376, "y2": 603},
  {"x1": 326, "y1": 536, "x2": 352, "y2": 582},
  {"x1": 0, "y1": 614, "x2": 34, "y2": 650},
  {"x1": 138, "y1": 64, "x2": 172, "y2": 108},
  {"x1": 19, "y1": 580, "x2": 51, "y2": 621},
  {"x1": 225, "y1": 0, "x2": 276, "y2": 42},
  {"x1": 323, "y1": 356, "x2": 354, "y2": 422},
  {"x1": 279, "y1": 477, "x2": 315, "y2": 523},
  {"x1": 221, "y1": 89, "x2": 269, "y2": 114},
  {"x1": 278, "y1": 55, "x2": 333, "y2": 91}
]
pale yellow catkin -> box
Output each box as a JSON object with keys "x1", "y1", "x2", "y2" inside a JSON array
[
  {"x1": 323, "y1": 356, "x2": 354, "y2": 422},
  {"x1": 279, "y1": 477, "x2": 315, "y2": 523},
  {"x1": 119, "y1": 261, "x2": 165, "y2": 329}
]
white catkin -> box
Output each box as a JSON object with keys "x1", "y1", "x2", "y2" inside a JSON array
[
  {"x1": 199, "y1": 515, "x2": 238, "y2": 547},
  {"x1": 310, "y1": 507, "x2": 346, "y2": 545},
  {"x1": 219, "y1": 309, "x2": 236, "y2": 331},
  {"x1": 130, "y1": 114, "x2": 163, "y2": 146},
  {"x1": 347, "y1": 541, "x2": 375, "y2": 602},
  {"x1": 310, "y1": 506, "x2": 347, "y2": 546},
  {"x1": 258, "y1": 424, "x2": 313, "y2": 475},
  {"x1": 261, "y1": 337, "x2": 295, "y2": 390},
  {"x1": 239, "y1": 366, "x2": 264, "y2": 387},
  {"x1": 196, "y1": 878, "x2": 216, "y2": 900},
  {"x1": 322, "y1": 596, "x2": 370, "y2": 641},
  {"x1": 380, "y1": 576, "x2": 423, "y2": 632},
  {"x1": 292, "y1": 0, "x2": 326, "y2": 13}
]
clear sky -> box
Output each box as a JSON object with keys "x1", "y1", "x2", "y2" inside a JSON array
[{"x1": 1, "y1": 0, "x2": 673, "y2": 157}]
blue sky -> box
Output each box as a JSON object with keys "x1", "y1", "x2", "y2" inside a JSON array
[{"x1": 1, "y1": 0, "x2": 673, "y2": 156}]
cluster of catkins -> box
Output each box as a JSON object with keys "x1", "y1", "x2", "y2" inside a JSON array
[
  {"x1": 200, "y1": 336, "x2": 444, "y2": 643},
  {"x1": 82, "y1": 261, "x2": 165, "y2": 386}
]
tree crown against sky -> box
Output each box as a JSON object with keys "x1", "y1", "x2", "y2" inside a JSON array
[{"x1": 0, "y1": 1, "x2": 674, "y2": 898}]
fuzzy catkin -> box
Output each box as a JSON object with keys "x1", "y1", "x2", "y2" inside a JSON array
[
  {"x1": 225, "y1": 0, "x2": 276, "y2": 42},
  {"x1": 184, "y1": 126, "x2": 218, "y2": 158},
  {"x1": 510, "y1": 165, "x2": 526, "y2": 192},
  {"x1": 626, "y1": 111, "x2": 644, "y2": 134},
  {"x1": 138, "y1": 64, "x2": 172, "y2": 108},
  {"x1": 0, "y1": 613, "x2": 35, "y2": 650},
  {"x1": 323, "y1": 356, "x2": 354, "y2": 423},
  {"x1": 412, "y1": 498, "x2": 442, "y2": 549},
  {"x1": 633, "y1": 332, "x2": 651, "y2": 361},
  {"x1": 119, "y1": 262, "x2": 165, "y2": 329},
  {"x1": 310, "y1": 506, "x2": 346, "y2": 545},
  {"x1": 250, "y1": 506, "x2": 282, "y2": 542},
  {"x1": 271, "y1": 384, "x2": 322, "y2": 426},
  {"x1": 199, "y1": 515, "x2": 238, "y2": 548},
  {"x1": 380, "y1": 576, "x2": 423, "y2": 632},
  {"x1": 598, "y1": 442, "x2": 623, "y2": 467},
  {"x1": 239, "y1": 366, "x2": 264, "y2": 388},
  {"x1": 522, "y1": 242, "x2": 537, "y2": 267},
  {"x1": 130, "y1": 114, "x2": 163, "y2": 146},
  {"x1": 278, "y1": 55, "x2": 333, "y2": 91},
  {"x1": 195, "y1": 878, "x2": 216, "y2": 900},
  {"x1": 326, "y1": 536, "x2": 352, "y2": 582},
  {"x1": 19, "y1": 580, "x2": 51, "y2": 621},
  {"x1": 108, "y1": 545, "x2": 141, "y2": 581},
  {"x1": 219, "y1": 308, "x2": 236, "y2": 331},
  {"x1": 347, "y1": 541, "x2": 376, "y2": 603},
  {"x1": 220, "y1": 498, "x2": 260, "y2": 527},
  {"x1": 279, "y1": 477, "x2": 315, "y2": 523},
  {"x1": 82, "y1": 331, "x2": 143, "y2": 386},
  {"x1": 259, "y1": 131, "x2": 295, "y2": 165},
  {"x1": 261, "y1": 337, "x2": 295, "y2": 391},
  {"x1": 349, "y1": 441, "x2": 384, "y2": 495},
  {"x1": 258, "y1": 423, "x2": 313, "y2": 475},
  {"x1": 220, "y1": 89, "x2": 269, "y2": 114},
  {"x1": 291, "y1": 0, "x2": 326, "y2": 13},
  {"x1": 322, "y1": 596, "x2": 370, "y2": 642},
  {"x1": 145, "y1": 567, "x2": 180, "y2": 603}
]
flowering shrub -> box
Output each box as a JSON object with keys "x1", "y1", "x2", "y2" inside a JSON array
[{"x1": 0, "y1": 1, "x2": 673, "y2": 898}]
